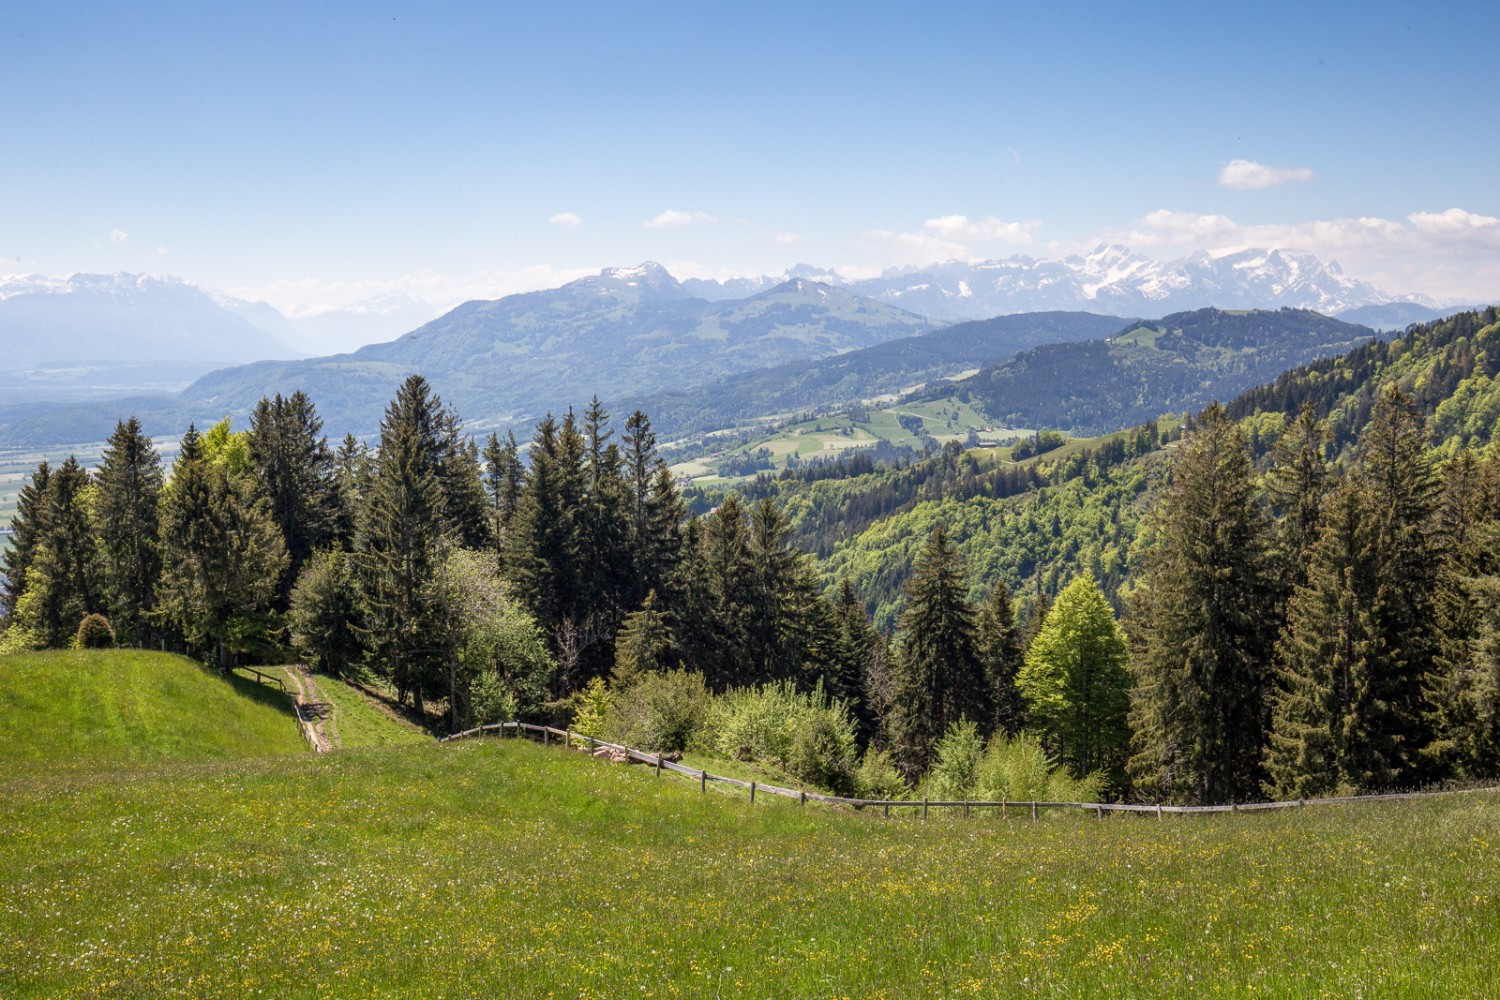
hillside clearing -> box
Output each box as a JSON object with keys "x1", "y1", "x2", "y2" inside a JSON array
[{"x1": 2, "y1": 737, "x2": 1495, "y2": 997}]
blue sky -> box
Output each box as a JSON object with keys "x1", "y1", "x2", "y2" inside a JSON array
[{"x1": 3, "y1": 1, "x2": 1498, "y2": 318}]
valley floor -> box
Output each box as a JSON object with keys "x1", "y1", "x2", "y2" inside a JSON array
[{"x1": 3, "y1": 736, "x2": 1497, "y2": 998}]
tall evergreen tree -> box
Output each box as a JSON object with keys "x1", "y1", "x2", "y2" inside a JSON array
[
  {"x1": 157, "y1": 428, "x2": 287, "y2": 668},
  {"x1": 0, "y1": 460, "x2": 51, "y2": 619},
  {"x1": 743, "y1": 498, "x2": 816, "y2": 684},
  {"x1": 359, "y1": 376, "x2": 452, "y2": 709},
  {"x1": 1358, "y1": 385, "x2": 1442, "y2": 783},
  {"x1": 1128, "y1": 404, "x2": 1275, "y2": 804},
  {"x1": 29, "y1": 456, "x2": 102, "y2": 646},
  {"x1": 1018, "y1": 572, "x2": 1130, "y2": 782},
  {"x1": 505, "y1": 415, "x2": 581, "y2": 650},
  {"x1": 977, "y1": 581, "x2": 1026, "y2": 735},
  {"x1": 1265, "y1": 402, "x2": 1331, "y2": 589},
  {"x1": 332, "y1": 433, "x2": 372, "y2": 544},
  {"x1": 482, "y1": 430, "x2": 524, "y2": 554},
  {"x1": 246, "y1": 391, "x2": 336, "y2": 602},
  {"x1": 1264, "y1": 478, "x2": 1378, "y2": 797},
  {"x1": 94, "y1": 417, "x2": 164, "y2": 645},
  {"x1": 887, "y1": 524, "x2": 989, "y2": 772}
]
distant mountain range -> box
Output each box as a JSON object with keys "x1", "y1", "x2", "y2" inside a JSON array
[
  {"x1": 0, "y1": 264, "x2": 933, "y2": 445},
  {"x1": 688, "y1": 246, "x2": 1444, "y2": 322}
]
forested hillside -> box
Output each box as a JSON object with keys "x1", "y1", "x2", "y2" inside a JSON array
[
  {"x1": 954, "y1": 307, "x2": 1379, "y2": 434},
  {"x1": 4, "y1": 308, "x2": 1498, "y2": 807},
  {"x1": 632, "y1": 310, "x2": 1123, "y2": 439}
]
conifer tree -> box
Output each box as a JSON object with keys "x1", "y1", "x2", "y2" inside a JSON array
[
  {"x1": 482, "y1": 430, "x2": 523, "y2": 553},
  {"x1": 505, "y1": 414, "x2": 581, "y2": 645},
  {"x1": 1358, "y1": 386, "x2": 1442, "y2": 783},
  {"x1": 0, "y1": 460, "x2": 51, "y2": 619},
  {"x1": 1265, "y1": 402, "x2": 1330, "y2": 589},
  {"x1": 246, "y1": 391, "x2": 336, "y2": 602},
  {"x1": 612, "y1": 591, "x2": 676, "y2": 687},
  {"x1": 977, "y1": 581, "x2": 1026, "y2": 735},
  {"x1": 1128, "y1": 404, "x2": 1275, "y2": 803},
  {"x1": 157, "y1": 427, "x2": 287, "y2": 668},
  {"x1": 744, "y1": 498, "x2": 816, "y2": 684},
  {"x1": 359, "y1": 377, "x2": 452, "y2": 708},
  {"x1": 578, "y1": 397, "x2": 635, "y2": 675},
  {"x1": 1264, "y1": 478, "x2": 1377, "y2": 797},
  {"x1": 29, "y1": 456, "x2": 102, "y2": 646},
  {"x1": 288, "y1": 547, "x2": 362, "y2": 677},
  {"x1": 332, "y1": 433, "x2": 371, "y2": 543},
  {"x1": 888, "y1": 524, "x2": 989, "y2": 772},
  {"x1": 688, "y1": 494, "x2": 754, "y2": 689},
  {"x1": 1018, "y1": 572, "x2": 1129, "y2": 782},
  {"x1": 94, "y1": 417, "x2": 164, "y2": 645}
]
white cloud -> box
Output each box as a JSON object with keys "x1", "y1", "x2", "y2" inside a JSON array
[
  {"x1": 1217, "y1": 159, "x2": 1315, "y2": 190},
  {"x1": 548, "y1": 212, "x2": 583, "y2": 228},
  {"x1": 642, "y1": 209, "x2": 716, "y2": 229},
  {"x1": 923, "y1": 214, "x2": 1040, "y2": 244},
  {"x1": 110, "y1": 228, "x2": 129, "y2": 244},
  {"x1": 1086, "y1": 206, "x2": 1500, "y2": 304},
  {"x1": 154, "y1": 246, "x2": 169, "y2": 257},
  {"x1": 861, "y1": 213, "x2": 1042, "y2": 267},
  {"x1": 774, "y1": 231, "x2": 801, "y2": 245}
]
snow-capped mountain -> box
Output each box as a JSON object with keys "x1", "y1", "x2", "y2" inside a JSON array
[
  {"x1": 0, "y1": 272, "x2": 303, "y2": 371},
  {"x1": 689, "y1": 246, "x2": 1437, "y2": 322}
]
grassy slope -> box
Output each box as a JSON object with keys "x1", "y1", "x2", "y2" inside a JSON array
[
  {"x1": 2, "y1": 737, "x2": 1496, "y2": 997},
  {"x1": 314, "y1": 673, "x2": 430, "y2": 749},
  {"x1": 0, "y1": 650, "x2": 306, "y2": 773}
]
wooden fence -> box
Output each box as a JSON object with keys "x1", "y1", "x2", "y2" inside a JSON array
[{"x1": 441, "y1": 721, "x2": 1499, "y2": 819}]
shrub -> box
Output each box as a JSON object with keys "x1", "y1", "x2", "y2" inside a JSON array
[
  {"x1": 569, "y1": 677, "x2": 610, "y2": 741},
  {"x1": 921, "y1": 719, "x2": 985, "y2": 800},
  {"x1": 975, "y1": 731, "x2": 1103, "y2": 803},
  {"x1": 854, "y1": 748, "x2": 909, "y2": 800},
  {"x1": 787, "y1": 707, "x2": 859, "y2": 796},
  {"x1": 704, "y1": 680, "x2": 861, "y2": 793},
  {"x1": 75, "y1": 614, "x2": 116, "y2": 650},
  {"x1": 604, "y1": 670, "x2": 711, "y2": 753},
  {"x1": 469, "y1": 670, "x2": 519, "y2": 726}
]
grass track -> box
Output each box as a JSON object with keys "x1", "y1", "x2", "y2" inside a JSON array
[
  {"x1": 0, "y1": 650, "x2": 306, "y2": 775},
  {"x1": 2, "y1": 736, "x2": 1496, "y2": 997}
]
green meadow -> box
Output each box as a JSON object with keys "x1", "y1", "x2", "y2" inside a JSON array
[{"x1": 2, "y1": 651, "x2": 1497, "y2": 997}]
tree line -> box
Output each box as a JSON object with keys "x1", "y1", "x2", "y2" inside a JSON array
[{"x1": 4, "y1": 368, "x2": 1497, "y2": 803}]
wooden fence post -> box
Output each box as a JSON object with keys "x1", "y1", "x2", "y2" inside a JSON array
[
  {"x1": 884, "y1": 803, "x2": 890, "y2": 818},
  {"x1": 1002, "y1": 798, "x2": 1007, "y2": 821},
  {"x1": 922, "y1": 798, "x2": 928, "y2": 823},
  {"x1": 750, "y1": 781, "x2": 757, "y2": 805},
  {"x1": 963, "y1": 800, "x2": 970, "y2": 819},
  {"x1": 544, "y1": 728, "x2": 549, "y2": 747},
  {"x1": 1096, "y1": 805, "x2": 1103, "y2": 820},
  {"x1": 656, "y1": 754, "x2": 662, "y2": 777},
  {"x1": 701, "y1": 770, "x2": 707, "y2": 793},
  {"x1": 1031, "y1": 801, "x2": 1037, "y2": 822},
  {"x1": 1156, "y1": 802, "x2": 1163, "y2": 820},
  {"x1": 799, "y1": 790, "x2": 806, "y2": 807}
]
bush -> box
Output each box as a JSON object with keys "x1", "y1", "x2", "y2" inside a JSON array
[
  {"x1": 921, "y1": 719, "x2": 985, "y2": 800},
  {"x1": 75, "y1": 614, "x2": 116, "y2": 650},
  {"x1": 604, "y1": 670, "x2": 711, "y2": 753},
  {"x1": 704, "y1": 680, "x2": 861, "y2": 793},
  {"x1": 919, "y1": 721, "x2": 1103, "y2": 803},
  {"x1": 469, "y1": 670, "x2": 518, "y2": 726},
  {"x1": 854, "y1": 748, "x2": 909, "y2": 800},
  {"x1": 787, "y1": 708, "x2": 859, "y2": 796}
]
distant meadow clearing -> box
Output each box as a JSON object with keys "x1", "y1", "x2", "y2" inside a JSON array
[{"x1": 3, "y1": 735, "x2": 1497, "y2": 998}]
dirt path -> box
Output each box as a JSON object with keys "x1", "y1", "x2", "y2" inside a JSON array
[{"x1": 280, "y1": 665, "x2": 337, "y2": 752}]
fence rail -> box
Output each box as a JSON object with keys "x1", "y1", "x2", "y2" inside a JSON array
[{"x1": 441, "y1": 721, "x2": 1499, "y2": 819}]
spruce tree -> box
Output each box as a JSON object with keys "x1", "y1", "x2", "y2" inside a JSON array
[
  {"x1": 0, "y1": 460, "x2": 51, "y2": 619},
  {"x1": 1264, "y1": 477, "x2": 1376, "y2": 797},
  {"x1": 977, "y1": 581, "x2": 1026, "y2": 735},
  {"x1": 888, "y1": 524, "x2": 989, "y2": 772},
  {"x1": 246, "y1": 391, "x2": 336, "y2": 603},
  {"x1": 744, "y1": 498, "x2": 815, "y2": 684},
  {"x1": 1128, "y1": 404, "x2": 1275, "y2": 804},
  {"x1": 1018, "y1": 572, "x2": 1129, "y2": 782},
  {"x1": 482, "y1": 430, "x2": 523, "y2": 554},
  {"x1": 359, "y1": 376, "x2": 452, "y2": 708},
  {"x1": 332, "y1": 433, "x2": 371, "y2": 545},
  {"x1": 1265, "y1": 402, "x2": 1330, "y2": 589},
  {"x1": 157, "y1": 428, "x2": 287, "y2": 668},
  {"x1": 505, "y1": 414, "x2": 581, "y2": 648},
  {"x1": 1358, "y1": 385, "x2": 1441, "y2": 784},
  {"x1": 94, "y1": 417, "x2": 164, "y2": 645},
  {"x1": 29, "y1": 456, "x2": 102, "y2": 646}
]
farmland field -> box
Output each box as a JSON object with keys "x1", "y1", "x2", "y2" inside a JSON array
[{"x1": 2, "y1": 718, "x2": 1496, "y2": 997}]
